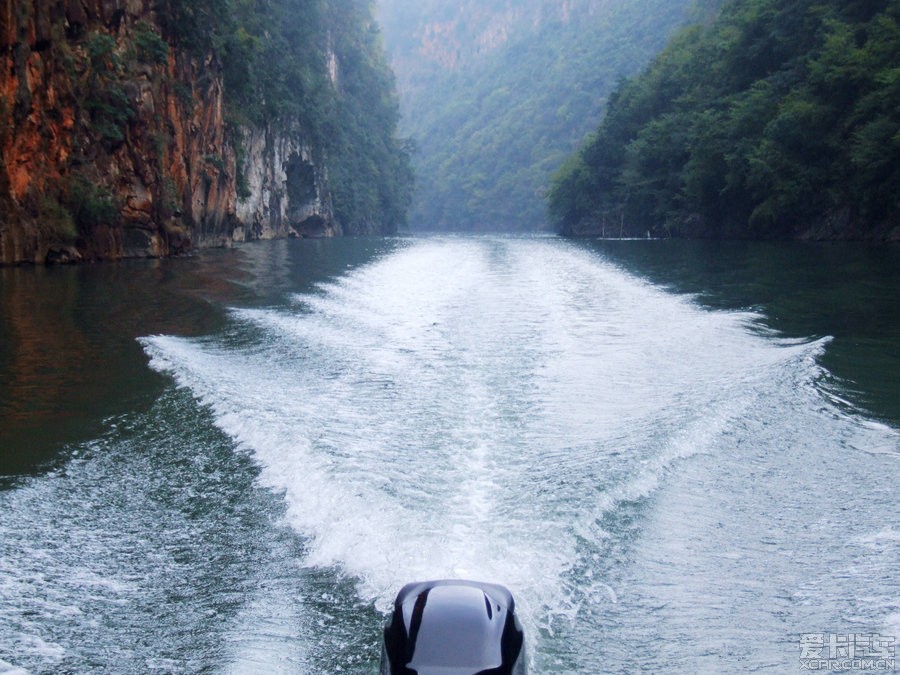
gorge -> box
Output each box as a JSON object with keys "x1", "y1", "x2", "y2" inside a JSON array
[{"x1": 0, "y1": 0, "x2": 412, "y2": 265}]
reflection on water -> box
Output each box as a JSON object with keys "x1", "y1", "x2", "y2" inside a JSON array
[
  {"x1": 0, "y1": 236, "x2": 897, "y2": 673},
  {"x1": 0, "y1": 239, "x2": 405, "y2": 476}
]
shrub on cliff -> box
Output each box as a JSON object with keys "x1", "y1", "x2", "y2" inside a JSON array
[
  {"x1": 132, "y1": 23, "x2": 170, "y2": 65},
  {"x1": 83, "y1": 32, "x2": 134, "y2": 146},
  {"x1": 65, "y1": 177, "x2": 118, "y2": 232}
]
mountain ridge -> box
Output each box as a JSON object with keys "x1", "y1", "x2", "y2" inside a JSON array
[
  {"x1": 548, "y1": 0, "x2": 900, "y2": 240},
  {"x1": 377, "y1": 0, "x2": 702, "y2": 231}
]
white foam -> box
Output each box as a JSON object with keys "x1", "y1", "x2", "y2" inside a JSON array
[
  {"x1": 884, "y1": 613, "x2": 900, "y2": 639},
  {"x1": 0, "y1": 660, "x2": 31, "y2": 675},
  {"x1": 856, "y1": 527, "x2": 900, "y2": 546},
  {"x1": 141, "y1": 236, "x2": 881, "y2": 668},
  {"x1": 10, "y1": 634, "x2": 65, "y2": 662}
]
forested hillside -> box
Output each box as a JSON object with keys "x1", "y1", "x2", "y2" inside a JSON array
[
  {"x1": 377, "y1": 0, "x2": 704, "y2": 231},
  {"x1": 549, "y1": 0, "x2": 900, "y2": 240},
  {"x1": 0, "y1": 0, "x2": 412, "y2": 264}
]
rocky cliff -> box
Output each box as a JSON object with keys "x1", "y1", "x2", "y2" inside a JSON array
[{"x1": 0, "y1": 1, "x2": 349, "y2": 265}]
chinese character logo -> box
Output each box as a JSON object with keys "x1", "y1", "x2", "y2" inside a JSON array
[{"x1": 800, "y1": 633, "x2": 897, "y2": 671}]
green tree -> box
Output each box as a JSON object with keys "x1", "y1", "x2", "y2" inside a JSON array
[{"x1": 549, "y1": 0, "x2": 900, "y2": 239}]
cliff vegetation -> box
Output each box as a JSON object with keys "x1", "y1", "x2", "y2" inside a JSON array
[
  {"x1": 377, "y1": 0, "x2": 703, "y2": 231},
  {"x1": 548, "y1": 0, "x2": 900, "y2": 239},
  {"x1": 0, "y1": 0, "x2": 412, "y2": 264}
]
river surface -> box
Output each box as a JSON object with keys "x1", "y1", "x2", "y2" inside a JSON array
[{"x1": 1, "y1": 236, "x2": 898, "y2": 673}]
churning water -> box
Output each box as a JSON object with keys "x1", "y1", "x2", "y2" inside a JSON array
[{"x1": 1, "y1": 236, "x2": 898, "y2": 673}]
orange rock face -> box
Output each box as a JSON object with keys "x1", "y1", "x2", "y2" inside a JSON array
[{"x1": 0, "y1": 0, "x2": 335, "y2": 264}]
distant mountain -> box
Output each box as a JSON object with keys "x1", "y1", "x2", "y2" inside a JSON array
[
  {"x1": 548, "y1": 0, "x2": 900, "y2": 240},
  {"x1": 376, "y1": 0, "x2": 703, "y2": 231},
  {"x1": 379, "y1": 0, "x2": 592, "y2": 86}
]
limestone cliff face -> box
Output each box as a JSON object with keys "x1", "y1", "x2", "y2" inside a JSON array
[
  {"x1": 236, "y1": 127, "x2": 339, "y2": 242},
  {"x1": 0, "y1": 0, "x2": 336, "y2": 265}
]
